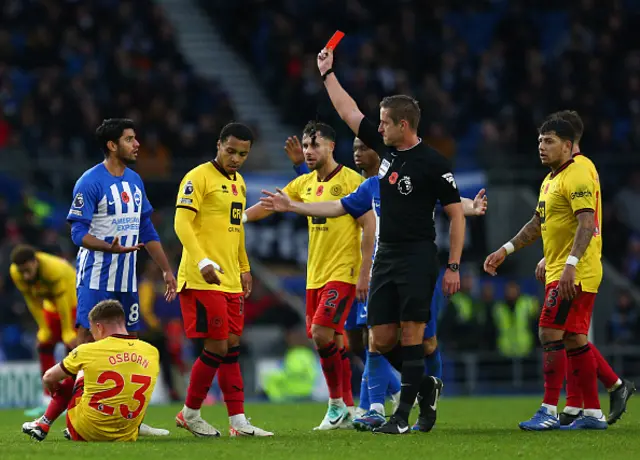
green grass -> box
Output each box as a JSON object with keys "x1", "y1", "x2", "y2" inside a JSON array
[{"x1": 2, "y1": 397, "x2": 639, "y2": 460}]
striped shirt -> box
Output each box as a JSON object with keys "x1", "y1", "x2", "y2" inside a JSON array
[{"x1": 67, "y1": 164, "x2": 153, "y2": 293}]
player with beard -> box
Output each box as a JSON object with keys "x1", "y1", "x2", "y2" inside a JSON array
[
  {"x1": 270, "y1": 138, "x2": 486, "y2": 431},
  {"x1": 23, "y1": 118, "x2": 175, "y2": 440},
  {"x1": 245, "y1": 122, "x2": 376, "y2": 430},
  {"x1": 535, "y1": 110, "x2": 635, "y2": 425}
]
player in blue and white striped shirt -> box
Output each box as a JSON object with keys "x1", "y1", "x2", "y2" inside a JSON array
[{"x1": 67, "y1": 119, "x2": 177, "y2": 344}]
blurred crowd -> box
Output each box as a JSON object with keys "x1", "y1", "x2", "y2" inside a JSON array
[
  {"x1": 0, "y1": 0, "x2": 236, "y2": 186},
  {"x1": 1, "y1": 0, "x2": 640, "y2": 396}
]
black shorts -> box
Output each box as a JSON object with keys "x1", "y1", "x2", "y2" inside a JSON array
[{"x1": 367, "y1": 241, "x2": 439, "y2": 327}]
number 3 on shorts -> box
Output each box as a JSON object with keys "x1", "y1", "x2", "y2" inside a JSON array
[
  {"x1": 546, "y1": 289, "x2": 559, "y2": 308},
  {"x1": 128, "y1": 303, "x2": 140, "y2": 325}
]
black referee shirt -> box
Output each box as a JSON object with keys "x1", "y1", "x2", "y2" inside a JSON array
[{"x1": 358, "y1": 118, "x2": 461, "y2": 244}]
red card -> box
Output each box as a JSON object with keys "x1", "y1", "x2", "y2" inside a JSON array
[{"x1": 325, "y1": 30, "x2": 345, "y2": 51}]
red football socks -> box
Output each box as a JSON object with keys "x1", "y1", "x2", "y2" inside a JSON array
[
  {"x1": 38, "y1": 345, "x2": 56, "y2": 394},
  {"x1": 542, "y1": 340, "x2": 566, "y2": 407},
  {"x1": 340, "y1": 348, "x2": 354, "y2": 407},
  {"x1": 185, "y1": 350, "x2": 223, "y2": 410},
  {"x1": 566, "y1": 342, "x2": 620, "y2": 408},
  {"x1": 43, "y1": 377, "x2": 75, "y2": 424},
  {"x1": 218, "y1": 346, "x2": 245, "y2": 417},
  {"x1": 591, "y1": 343, "x2": 619, "y2": 389},
  {"x1": 318, "y1": 341, "x2": 342, "y2": 400},
  {"x1": 567, "y1": 344, "x2": 600, "y2": 410}
]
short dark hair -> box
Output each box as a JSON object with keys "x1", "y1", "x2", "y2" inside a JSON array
[
  {"x1": 380, "y1": 95, "x2": 421, "y2": 130},
  {"x1": 10, "y1": 245, "x2": 37, "y2": 266},
  {"x1": 89, "y1": 300, "x2": 126, "y2": 324},
  {"x1": 95, "y1": 118, "x2": 135, "y2": 156},
  {"x1": 302, "y1": 121, "x2": 336, "y2": 142},
  {"x1": 219, "y1": 122, "x2": 254, "y2": 145},
  {"x1": 554, "y1": 110, "x2": 584, "y2": 143},
  {"x1": 538, "y1": 116, "x2": 577, "y2": 143}
]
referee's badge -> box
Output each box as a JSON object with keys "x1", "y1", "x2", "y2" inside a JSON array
[
  {"x1": 398, "y1": 176, "x2": 413, "y2": 195},
  {"x1": 378, "y1": 159, "x2": 391, "y2": 178}
]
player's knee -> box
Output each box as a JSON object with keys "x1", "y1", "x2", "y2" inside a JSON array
[
  {"x1": 204, "y1": 338, "x2": 228, "y2": 357},
  {"x1": 371, "y1": 329, "x2": 396, "y2": 353},
  {"x1": 347, "y1": 329, "x2": 364, "y2": 355},
  {"x1": 423, "y1": 336, "x2": 438, "y2": 356},
  {"x1": 399, "y1": 322, "x2": 425, "y2": 346},
  {"x1": 563, "y1": 332, "x2": 587, "y2": 350},
  {"x1": 538, "y1": 327, "x2": 563, "y2": 345},
  {"x1": 227, "y1": 333, "x2": 241, "y2": 349},
  {"x1": 311, "y1": 325, "x2": 334, "y2": 348}
]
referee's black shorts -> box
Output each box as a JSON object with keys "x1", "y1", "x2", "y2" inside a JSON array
[{"x1": 367, "y1": 241, "x2": 439, "y2": 327}]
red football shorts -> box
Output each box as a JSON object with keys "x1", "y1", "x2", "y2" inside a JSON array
[
  {"x1": 539, "y1": 281, "x2": 596, "y2": 335},
  {"x1": 305, "y1": 281, "x2": 356, "y2": 338},
  {"x1": 43, "y1": 308, "x2": 77, "y2": 345},
  {"x1": 179, "y1": 289, "x2": 245, "y2": 340}
]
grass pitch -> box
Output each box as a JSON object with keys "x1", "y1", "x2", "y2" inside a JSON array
[{"x1": 2, "y1": 396, "x2": 639, "y2": 460}]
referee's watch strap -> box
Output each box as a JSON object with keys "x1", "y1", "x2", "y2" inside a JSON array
[{"x1": 322, "y1": 68, "x2": 334, "y2": 81}]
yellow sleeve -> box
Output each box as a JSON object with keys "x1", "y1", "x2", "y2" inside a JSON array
[
  {"x1": 175, "y1": 208, "x2": 208, "y2": 263},
  {"x1": 282, "y1": 176, "x2": 303, "y2": 202},
  {"x1": 139, "y1": 280, "x2": 161, "y2": 330},
  {"x1": 239, "y1": 224, "x2": 250, "y2": 273},
  {"x1": 176, "y1": 170, "x2": 204, "y2": 212},
  {"x1": 175, "y1": 169, "x2": 207, "y2": 262},
  {"x1": 62, "y1": 344, "x2": 90, "y2": 375},
  {"x1": 10, "y1": 265, "x2": 48, "y2": 333},
  {"x1": 564, "y1": 166, "x2": 597, "y2": 215}
]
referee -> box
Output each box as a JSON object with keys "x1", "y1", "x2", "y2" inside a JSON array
[{"x1": 317, "y1": 48, "x2": 466, "y2": 434}]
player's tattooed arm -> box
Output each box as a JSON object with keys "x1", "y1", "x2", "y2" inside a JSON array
[
  {"x1": 569, "y1": 210, "x2": 596, "y2": 259},
  {"x1": 510, "y1": 213, "x2": 542, "y2": 251}
]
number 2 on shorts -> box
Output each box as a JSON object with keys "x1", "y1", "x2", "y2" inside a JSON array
[{"x1": 324, "y1": 289, "x2": 339, "y2": 308}]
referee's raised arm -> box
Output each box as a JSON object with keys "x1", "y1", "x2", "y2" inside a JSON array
[{"x1": 317, "y1": 48, "x2": 364, "y2": 134}]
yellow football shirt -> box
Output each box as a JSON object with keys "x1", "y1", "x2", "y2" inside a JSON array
[
  {"x1": 10, "y1": 252, "x2": 77, "y2": 344},
  {"x1": 62, "y1": 335, "x2": 159, "y2": 442},
  {"x1": 537, "y1": 160, "x2": 602, "y2": 292},
  {"x1": 283, "y1": 165, "x2": 364, "y2": 289},
  {"x1": 175, "y1": 161, "x2": 247, "y2": 293}
]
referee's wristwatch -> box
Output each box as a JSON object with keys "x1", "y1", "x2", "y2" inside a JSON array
[{"x1": 447, "y1": 263, "x2": 460, "y2": 272}]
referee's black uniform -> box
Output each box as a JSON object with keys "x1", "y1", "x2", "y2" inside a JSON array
[{"x1": 357, "y1": 118, "x2": 461, "y2": 327}]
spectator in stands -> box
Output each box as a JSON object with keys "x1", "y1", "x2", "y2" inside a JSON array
[
  {"x1": 615, "y1": 171, "x2": 640, "y2": 233},
  {"x1": 477, "y1": 281, "x2": 499, "y2": 351},
  {"x1": 262, "y1": 326, "x2": 318, "y2": 403},
  {"x1": 440, "y1": 273, "x2": 489, "y2": 351},
  {"x1": 623, "y1": 234, "x2": 640, "y2": 287},
  {"x1": 2, "y1": 0, "x2": 237, "y2": 203},
  {"x1": 608, "y1": 290, "x2": 640, "y2": 346},
  {"x1": 491, "y1": 281, "x2": 538, "y2": 359}
]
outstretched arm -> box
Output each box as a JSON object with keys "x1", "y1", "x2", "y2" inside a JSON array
[
  {"x1": 244, "y1": 203, "x2": 275, "y2": 222},
  {"x1": 461, "y1": 189, "x2": 487, "y2": 216},
  {"x1": 260, "y1": 189, "x2": 348, "y2": 217},
  {"x1": 318, "y1": 49, "x2": 365, "y2": 134}
]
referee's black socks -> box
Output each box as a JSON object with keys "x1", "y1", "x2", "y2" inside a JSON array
[
  {"x1": 395, "y1": 344, "x2": 424, "y2": 422},
  {"x1": 382, "y1": 342, "x2": 403, "y2": 372}
]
